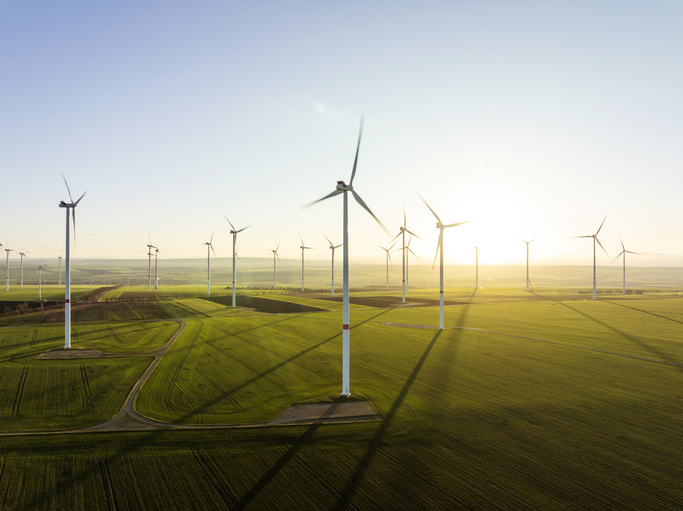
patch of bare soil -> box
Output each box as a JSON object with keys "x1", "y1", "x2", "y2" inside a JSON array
[
  {"x1": 38, "y1": 349, "x2": 108, "y2": 360},
  {"x1": 270, "y1": 401, "x2": 379, "y2": 425}
]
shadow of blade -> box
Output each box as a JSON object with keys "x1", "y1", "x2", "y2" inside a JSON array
[
  {"x1": 333, "y1": 329, "x2": 443, "y2": 510},
  {"x1": 604, "y1": 300, "x2": 683, "y2": 326}
]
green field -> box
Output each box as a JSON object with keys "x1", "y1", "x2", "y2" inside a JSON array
[{"x1": 0, "y1": 286, "x2": 682, "y2": 509}]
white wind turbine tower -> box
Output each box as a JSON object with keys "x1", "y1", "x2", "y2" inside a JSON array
[
  {"x1": 307, "y1": 114, "x2": 388, "y2": 397},
  {"x1": 269, "y1": 242, "x2": 281, "y2": 289},
  {"x1": 58, "y1": 254, "x2": 63, "y2": 288},
  {"x1": 3, "y1": 242, "x2": 13, "y2": 292},
  {"x1": 378, "y1": 242, "x2": 396, "y2": 290},
  {"x1": 404, "y1": 235, "x2": 420, "y2": 292},
  {"x1": 519, "y1": 236, "x2": 541, "y2": 292},
  {"x1": 475, "y1": 247, "x2": 479, "y2": 289},
  {"x1": 154, "y1": 243, "x2": 160, "y2": 290},
  {"x1": 324, "y1": 234, "x2": 343, "y2": 296},
  {"x1": 59, "y1": 175, "x2": 86, "y2": 349},
  {"x1": 613, "y1": 236, "x2": 640, "y2": 294},
  {"x1": 38, "y1": 261, "x2": 43, "y2": 301},
  {"x1": 420, "y1": 195, "x2": 468, "y2": 330},
  {"x1": 202, "y1": 230, "x2": 216, "y2": 296},
  {"x1": 391, "y1": 207, "x2": 420, "y2": 303},
  {"x1": 146, "y1": 234, "x2": 155, "y2": 292},
  {"x1": 299, "y1": 235, "x2": 314, "y2": 292},
  {"x1": 225, "y1": 217, "x2": 250, "y2": 307},
  {"x1": 19, "y1": 250, "x2": 27, "y2": 290},
  {"x1": 574, "y1": 215, "x2": 609, "y2": 300}
]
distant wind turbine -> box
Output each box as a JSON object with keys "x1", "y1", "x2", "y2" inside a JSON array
[
  {"x1": 420, "y1": 194, "x2": 468, "y2": 330},
  {"x1": 613, "y1": 236, "x2": 640, "y2": 294},
  {"x1": 19, "y1": 250, "x2": 27, "y2": 290},
  {"x1": 324, "y1": 234, "x2": 342, "y2": 296},
  {"x1": 573, "y1": 215, "x2": 609, "y2": 300},
  {"x1": 3, "y1": 242, "x2": 13, "y2": 292},
  {"x1": 475, "y1": 247, "x2": 479, "y2": 289},
  {"x1": 59, "y1": 174, "x2": 86, "y2": 349},
  {"x1": 269, "y1": 242, "x2": 281, "y2": 289},
  {"x1": 378, "y1": 242, "x2": 396, "y2": 291},
  {"x1": 405, "y1": 235, "x2": 419, "y2": 292},
  {"x1": 299, "y1": 235, "x2": 314, "y2": 292},
  {"x1": 38, "y1": 261, "x2": 43, "y2": 301},
  {"x1": 391, "y1": 206, "x2": 420, "y2": 303},
  {"x1": 146, "y1": 234, "x2": 155, "y2": 292},
  {"x1": 519, "y1": 236, "x2": 541, "y2": 292},
  {"x1": 202, "y1": 230, "x2": 216, "y2": 296},
  {"x1": 154, "y1": 242, "x2": 160, "y2": 290},
  {"x1": 225, "y1": 217, "x2": 250, "y2": 307},
  {"x1": 307, "y1": 114, "x2": 388, "y2": 396}
]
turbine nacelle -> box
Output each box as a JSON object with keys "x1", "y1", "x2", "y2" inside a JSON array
[{"x1": 336, "y1": 181, "x2": 352, "y2": 191}]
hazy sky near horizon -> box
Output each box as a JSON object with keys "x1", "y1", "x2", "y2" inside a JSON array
[{"x1": 2, "y1": 1, "x2": 682, "y2": 268}]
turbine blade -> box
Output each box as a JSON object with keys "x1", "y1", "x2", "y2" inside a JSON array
[
  {"x1": 324, "y1": 234, "x2": 333, "y2": 247},
  {"x1": 299, "y1": 233, "x2": 304, "y2": 246},
  {"x1": 210, "y1": 229, "x2": 215, "y2": 244},
  {"x1": 519, "y1": 238, "x2": 528, "y2": 244},
  {"x1": 612, "y1": 251, "x2": 624, "y2": 263},
  {"x1": 573, "y1": 235, "x2": 594, "y2": 239},
  {"x1": 224, "y1": 215, "x2": 236, "y2": 231},
  {"x1": 403, "y1": 203, "x2": 406, "y2": 229},
  {"x1": 276, "y1": 241, "x2": 281, "y2": 252},
  {"x1": 349, "y1": 114, "x2": 364, "y2": 186},
  {"x1": 74, "y1": 191, "x2": 86, "y2": 205},
  {"x1": 236, "y1": 226, "x2": 250, "y2": 233},
  {"x1": 403, "y1": 229, "x2": 422, "y2": 239},
  {"x1": 418, "y1": 194, "x2": 442, "y2": 224},
  {"x1": 390, "y1": 231, "x2": 402, "y2": 243},
  {"x1": 619, "y1": 235, "x2": 624, "y2": 251},
  {"x1": 596, "y1": 237, "x2": 609, "y2": 257},
  {"x1": 408, "y1": 246, "x2": 420, "y2": 260},
  {"x1": 432, "y1": 231, "x2": 443, "y2": 270},
  {"x1": 61, "y1": 173, "x2": 74, "y2": 203},
  {"x1": 530, "y1": 235, "x2": 542, "y2": 243},
  {"x1": 211, "y1": 244, "x2": 217, "y2": 258},
  {"x1": 334, "y1": 244, "x2": 342, "y2": 249},
  {"x1": 304, "y1": 189, "x2": 343, "y2": 208},
  {"x1": 351, "y1": 190, "x2": 390, "y2": 236},
  {"x1": 444, "y1": 221, "x2": 468, "y2": 228},
  {"x1": 595, "y1": 214, "x2": 608, "y2": 236},
  {"x1": 626, "y1": 250, "x2": 641, "y2": 255}
]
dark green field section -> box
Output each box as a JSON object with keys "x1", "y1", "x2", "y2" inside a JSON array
[
  {"x1": 311, "y1": 294, "x2": 467, "y2": 308},
  {"x1": 0, "y1": 322, "x2": 179, "y2": 431},
  {"x1": 203, "y1": 295, "x2": 328, "y2": 313},
  {"x1": 0, "y1": 292, "x2": 682, "y2": 509}
]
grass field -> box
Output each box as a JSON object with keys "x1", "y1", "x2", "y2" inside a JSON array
[{"x1": 0, "y1": 287, "x2": 682, "y2": 509}]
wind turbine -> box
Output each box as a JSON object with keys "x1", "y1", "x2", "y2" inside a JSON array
[
  {"x1": 225, "y1": 217, "x2": 250, "y2": 307},
  {"x1": 3, "y1": 242, "x2": 13, "y2": 292},
  {"x1": 299, "y1": 235, "x2": 314, "y2": 292},
  {"x1": 202, "y1": 230, "x2": 216, "y2": 296},
  {"x1": 146, "y1": 234, "x2": 155, "y2": 292},
  {"x1": 378, "y1": 242, "x2": 395, "y2": 290},
  {"x1": 58, "y1": 254, "x2": 63, "y2": 288},
  {"x1": 420, "y1": 194, "x2": 468, "y2": 330},
  {"x1": 475, "y1": 247, "x2": 479, "y2": 289},
  {"x1": 269, "y1": 242, "x2": 281, "y2": 289},
  {"x1": 154, "y1": 242, "x2": 160, "y2": 290},
  {"x1": 324, "y1": 234, "x2": 343, "y2": 296},
  {"x1": 59, "y1": 174, "x2": 86, "y2": 349},
  {"x1": 613, "y1": 236, "x2": 640, "y2": 294},
  {"x1": 574, "y1": 215, "x2": 609, "y2": 300},
  {"x1": 38, "y1": 261, "x2": 43, "y2": 301},
  {"x1": 307, "y1": 114, "x2": 388, "y2": 396},
  {"x1": 391, "y1": 206, "x2": 420, "y2": 303},
  {"x1": 19, "y1": 250, "x2": 27, "y2": 290},
  {"x1": 405, "y1": 235, "x2": 419, "y2": 291},
  {"x1": 519, "y1": 236, "x2": 541, "y2": 292}
]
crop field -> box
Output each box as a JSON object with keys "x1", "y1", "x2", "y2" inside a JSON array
[
  {"x1": 0, "y1": 322, "x2": 178, "y2": 431},
  {"x1": 0, "y1": 288, "x2": 682, "y2": 509}
]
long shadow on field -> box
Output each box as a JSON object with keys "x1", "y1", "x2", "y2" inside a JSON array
[
  {"x1": 332, "y1": 329, "x2": 443, "y2": 510},
  {"x1": 604, "y1": 300, "x2": 683, "y2": 326},
  {"x1": 538, "y1": 296, "x2": 683, "y2": 370},
  {"x1": 233, "y1": 403, "x2": 343, "y2": 509},
  {"x1": 22, "y1": 309, "x2": 393, "y2": 510}
]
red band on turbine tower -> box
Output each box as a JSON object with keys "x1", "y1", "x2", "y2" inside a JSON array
[
  {"x1": 343, "y1": 324, "x2": 350, "y2": 330},
  {"x1": 65, "y1": 299, "x2": 70, "y2": 303},
  {"x1": 440, "y1": 290, "x2": 443, "y2": 294}
]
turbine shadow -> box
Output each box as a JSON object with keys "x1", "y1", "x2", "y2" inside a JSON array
[
  {"x1": 332, "y1": 329, "x2": 443, "y2": 510},
  {"x1": 604, "y1": 300, "x2": 683, "y2": 326}
]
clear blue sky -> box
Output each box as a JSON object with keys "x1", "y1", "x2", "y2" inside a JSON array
[{"x1": 1, "y1": 1, "x2": 682, "y2": 267}]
